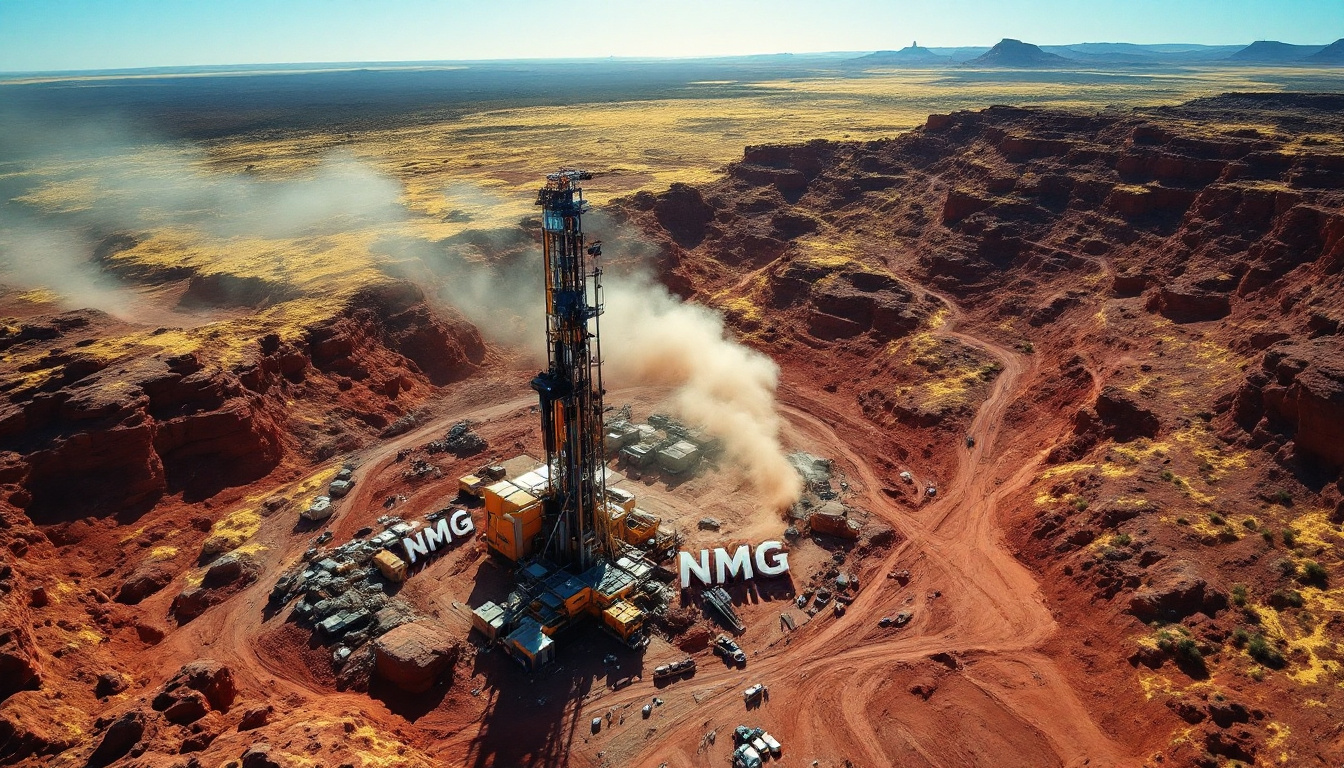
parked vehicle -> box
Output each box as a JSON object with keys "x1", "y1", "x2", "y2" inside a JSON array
[
  {"x1": 760, "y1": 731, "x2": 782, "y2": 758},
  {"x1": 732, "y1": 744, "x2": 763, "y2": 768},
  {"x1": 652, "y1": 657, "x2": 696, "y2": 680},
  {"x1": 713, "y1": 634, "x2": 746, "y2": 665},
  {"x1": 743, "y1": 683, "x2": 768, "y2": 703}
]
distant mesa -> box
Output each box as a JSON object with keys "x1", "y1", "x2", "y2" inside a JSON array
[
  {"x1": 966, "y1": 38, "x2": 1072, "y2": 68},
  {"x1": 1305, "y1": 38, "x2": 1344, "y2": 63},
  {"x1": 852, "y1": 43, "x2": 949, "y2": 66},
  {"x1": 1227, "y1": 40, "x2": 1326, "y2": 62}
]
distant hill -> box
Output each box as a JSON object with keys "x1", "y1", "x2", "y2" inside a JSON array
[
  {"x1": 1227, "y1": 40, "x2": 1325, "y2": 62},
  {"x1": 1305, "y1": 38, "x2": 1344, "y2": 63},
  {"x1": 966, "y1": 39, "x2": 1072, "y2": 68},
  {"x1": 850, "y1": 44, "x2": 949, "y2": 66},
  {"x1": 1039, "y1": 42, "x2": 1243, "y2": 64}
]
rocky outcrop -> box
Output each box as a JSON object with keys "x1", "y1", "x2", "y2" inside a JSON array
[
  {"x1": 1063, "y1": 386, "x2": 1161, "y2": 457},
  {"x1": 373, "y1": 621, "x2": 459, "y2": 694},
  {"x1": 0, "y1": 280, "x2": 485, "y2": 518},
  {"x1": 1128, "y1": 559, "x2": 1228, "y2": 621},
  {"x1": 651, "y1": 183, "x2": 716, "y2": 248},
  {"x1": 771, "y1": 260, "x2": 933, "y2": 341},
  {"x1": 1147, "y1": 282, "x2": 1232, "y2": 322},
  {"x1": 151, "y1": 661, "x2": 236, "y2": 723},
  {"x1": 943, "y1": 190, "x2": 993, "y2": 222},
  {"x1": 115, "y1": 562, "x2": 175, "y2": 605},
  {"x1": 2, "y1": 326, "x2": 283, "y2": 518},
  {"x1": 85, "y1": 710, "x2": 146, "y2": 768},
  {"x1": 172, "y1": 555, "x2": 259, "y2": 623},
  {"x1": 1233, "y1": 337, "x2": 1344, "y2": 468}
]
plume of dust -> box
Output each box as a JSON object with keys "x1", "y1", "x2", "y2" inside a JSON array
[
  {"x1": 0, "y1": 107, "x2": 404, "y2": 320},
  {"x1": 603, "y1": 274, "x2": 803, "y2": 511}
]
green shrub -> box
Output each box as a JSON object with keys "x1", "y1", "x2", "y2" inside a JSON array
[
  {"x1": 1231, "y1": 584, "x2": 1248, "y2": 607},
  {"x1": 1209, "y1": 513, "x2": 1225, "y2": 525},
  {"x1": 1160, "y1": 470, "x2": 1175, "y2": 482},
  {"x1": 1261, "y1": 529, "x2": 1274, "y2": 545},
  {"x1": 1246, "y1": 633, "x2": 1285, "y2": 668},
  {"x1": 1270, "y1": 489, "x2": 1292, "y2": 505},
  {"x1": 1174, "y1": 637, "x2": 1205, "y2": 669},
  {"x1": 1281, "y1": 528, "x2": 1296, "y2": 547},
  {"x1": 1241, "y1": 518, "x2": 1257, "y2": 530},
  {"x1": 1114, "y1": 533, "x2": 1132, "y2": 547},
  {"x1": 1231, "y1": 627, "x2": 1250, "y2": 647},
  {"x1": 1274, "y1": 558, "x2": 1299, "y2": 579},
  {"x1": 1072, "y1": 497, "x2": 1089, "y2": 511},
  {"x1": 1270, "y1": 589, "x2": 1304, "y2": 609},
  {"x1": 1176, "y1": 517, "x2": 1190, "y2": 526},
  {"x1": 1299, "y1": 559, "x2": 1328, "y2": 586}
]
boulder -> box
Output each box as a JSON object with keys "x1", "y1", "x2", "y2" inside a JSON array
[
  {"x1": 86, "y1": 710, "x2": 145, "y2": 768},
  {"x1": 203, "y1": 554, "x2": 254, "y2": 589},
  {"x1": 154, "y1": 660, "x2": 237, "y2": 714},
  {"x1": 116, "y1": 563, "x2": 175, "y2": 605},
  {"x1": 1091, "y1": 387, "x2": 1161, "y2": 442},
  {"x1": 241, "y1": 743, "x2": 283, "y2": 768},
  {"x1": 238, "y1": 704, "x2": 273, "y2": 731},
  {"x1": 373, "y1": 621, "x2": 459, "y2": 694},
  {"x1": 94, "y1": 672, "x2": 128, "y2": 699},
  {"x1": 162, "y1": 689, "x2": 209, "y2": 725},
  {"x1": 1128, "y1": 560, "x2": 1227, "y2": 621},
  {"x1": 1147, "y1": 283, "x2": 1232, "y2": 322},
  {"x1": 171, "y1": 586, "x2": 213, "y2": 623}
]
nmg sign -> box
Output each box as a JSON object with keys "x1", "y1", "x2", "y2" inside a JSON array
[
  {"x1": 402, "y1": 509, "x2": 476, "y2": 565},
  {"x1": 678, "y1": 541, "x2": 790, "y2": 589}
]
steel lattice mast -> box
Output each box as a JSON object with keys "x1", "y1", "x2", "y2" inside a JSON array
[{"x1": 531, "y1": 170, "x2": 610, "y2": 570}]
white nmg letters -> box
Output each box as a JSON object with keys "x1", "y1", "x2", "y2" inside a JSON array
[
  {"x1": 403, "y1": 509, "x2": 476, "y2": 565},
  {"x1": 679, "y1": 541, "x2": 789, "y2": 589}
]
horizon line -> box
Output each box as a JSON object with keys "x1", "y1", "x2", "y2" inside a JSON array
[{"x1": 2, "y1": 38, "x2": 1333, "y2": 77}]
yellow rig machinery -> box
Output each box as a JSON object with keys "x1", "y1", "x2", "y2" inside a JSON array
[{"x1": 472, "y1": 171, "x2": 672, "y2": 669}]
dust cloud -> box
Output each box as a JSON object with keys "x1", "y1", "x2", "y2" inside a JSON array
[
  {"x1": 0, "y1": 109, "x2": 799, "y2": 507},
  {"x1": 0, "y1": 109, "x2": 400, "y2": 318},
  {"x1": 602, "y1": 275, "x2": 802, "y2": 510}
]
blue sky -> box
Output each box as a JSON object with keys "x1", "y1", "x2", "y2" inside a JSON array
[{"x1": 2, "y1": 0, "x2": 1341, "y2": 72}]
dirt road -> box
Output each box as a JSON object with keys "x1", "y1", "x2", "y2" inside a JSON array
[
  {"x1": 153, "y1": 295, "x2": 1137, "y2": 767},
  {"x1": 582, "y1": 305, "x2": 1137, "y2": 767}
]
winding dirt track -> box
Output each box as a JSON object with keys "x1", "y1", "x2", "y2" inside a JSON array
[
  {"x1": 599, "y1": 308, "x2": 1137, "y2": 768},
  {"x1": 153, "y1": 289, "x2": 1139, "y2": 766}
]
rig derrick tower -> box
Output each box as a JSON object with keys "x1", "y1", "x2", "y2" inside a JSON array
[{"x1": 531, "y1": 170, "x2": 612, "y2": 570}]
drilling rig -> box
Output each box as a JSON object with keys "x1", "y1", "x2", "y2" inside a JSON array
[
  {"x1": 530, "y1": 169, "x2": 612, "y2": 570},
  {"x1": 468, "y1": 170, "x2": 667, "y2": 665}
]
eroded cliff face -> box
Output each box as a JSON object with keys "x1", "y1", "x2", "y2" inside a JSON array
[{"x1": 0, "y1": 280, "x2": 484, "y2": 521}]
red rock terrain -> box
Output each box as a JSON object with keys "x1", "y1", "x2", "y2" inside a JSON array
[
  {"x1": 1, "y1": 91, "x2": 1343, "y2": 768},
  {"x1": 614, "y1": 91, "x2": 1344, "y2": 766}
]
